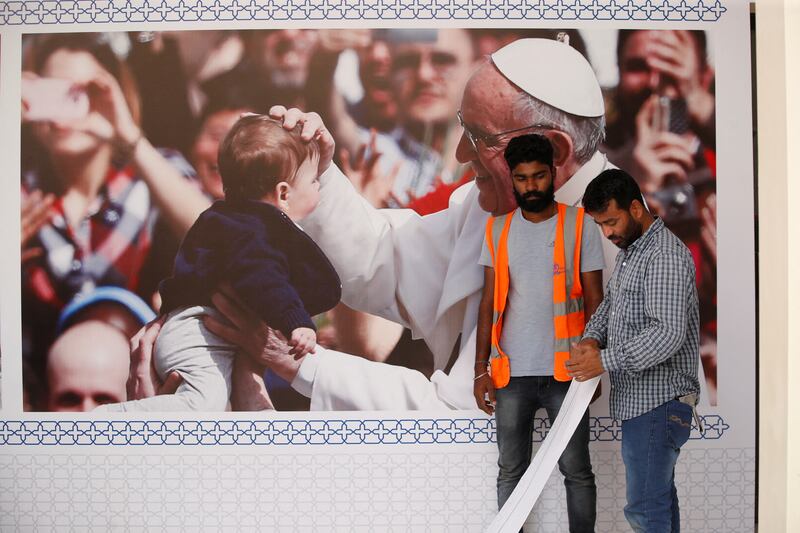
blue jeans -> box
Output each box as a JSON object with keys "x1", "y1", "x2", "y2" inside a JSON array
[
  {"x1": 495, "y1": 376, "x2": 596, "y2": 533},
  {"x1": 621, "y1": 399, "x2": 693, "y2": 533}
]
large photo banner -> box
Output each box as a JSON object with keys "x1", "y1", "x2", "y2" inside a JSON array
[{"x1": 1, "y1": 1, "x2": 755, "y2": 531}]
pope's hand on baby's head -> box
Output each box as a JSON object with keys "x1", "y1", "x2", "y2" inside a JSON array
[{"x1": 268, "y1": 105, "x2": 335, "y2": 177}]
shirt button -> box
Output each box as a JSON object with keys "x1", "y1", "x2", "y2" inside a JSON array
[
  {"x1": 71, "y1": 259, "x2": 82, "y2": 271},
  {"x1": 622, "y1": 262, "x2": 626, "y2": 266}
]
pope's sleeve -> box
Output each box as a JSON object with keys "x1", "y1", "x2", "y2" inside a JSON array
[
  {"x1": 290, "y1": 346, "x2": 453, "y2": 410},
  {"x1": 300, "y1": 164, "x2": 461, "y2": 334}
]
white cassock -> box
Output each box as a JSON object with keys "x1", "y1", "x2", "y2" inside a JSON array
[{"x1": 294, "y1": 151, "x2": 616, "y2": 410}]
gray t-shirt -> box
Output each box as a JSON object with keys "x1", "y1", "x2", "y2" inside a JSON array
[{"x1": 479, "y1": 208, "x2": 605, "y2": 376}]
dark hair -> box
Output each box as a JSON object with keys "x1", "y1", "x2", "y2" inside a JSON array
[
  {"x1": 218, "y1": 115, "x2": 320, "y2": 202},
  {"x1": 193, "y1": 85, "x2": 264, "y2": 143},
  {"x1": 617, "y1": 30, "x2": 708, "y2": 71},
  {"x1": 199, "y1": 89, "x2": 263, "y2": 125},
  {"x1": 503, "y1": 133, "x2": 554, "y2": 172},
  {"x1": 582, "y1": 168, "x2": 644, "y2": 213}
]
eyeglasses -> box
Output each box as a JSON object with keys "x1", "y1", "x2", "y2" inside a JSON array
[
  {"x1": 456, "y1": 110, "x2": 554, "y2": 151},
  {"x1": 392, "y1": 50, "x2": 458, "y2": 73}
]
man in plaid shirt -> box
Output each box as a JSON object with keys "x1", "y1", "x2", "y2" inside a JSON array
[{"x1": 566, "y1": 168, "x2": 700, "y2": 533}]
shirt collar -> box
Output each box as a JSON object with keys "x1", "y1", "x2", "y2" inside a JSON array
[
  {"x1": 87, "y1": 164, "x2": 133, "y2": 216},
  {"x1": 554, "y1": 151, "x2": 609, "y2": 207},
  {"x1": 626, "y1": 217, "x2": 664, "y2": 253}
]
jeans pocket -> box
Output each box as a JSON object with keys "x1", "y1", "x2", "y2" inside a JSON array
[{"x1": 667, "y1": 400, "x2": 693, "y2": 450}]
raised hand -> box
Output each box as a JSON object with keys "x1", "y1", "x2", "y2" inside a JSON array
[
  {"x1": 317, "y1": 29, "x2": 372, "y2": 55},
  {"x1": 632, "y1": 95, "x2": 696, "y2": 196},
  {"x1": 339, "y1": 129, "x2": 401, "y2": 208},
  {"x1": 85, "y1": 69, "x2": 141, "y2": 148},
  {"x1": 646, "y1": 30, "x2": 715, "y2": 127}
]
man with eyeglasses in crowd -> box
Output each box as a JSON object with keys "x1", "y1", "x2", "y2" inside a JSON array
[{"x1": 307, "y1": 28, "x2": 479, "y2": 207}]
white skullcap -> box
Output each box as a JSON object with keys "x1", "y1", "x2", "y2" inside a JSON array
[{"x1": 491, "y1": 38, "x2": 604, "y2": 118}]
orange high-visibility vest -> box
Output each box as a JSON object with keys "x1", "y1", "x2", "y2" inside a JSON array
[{"x1": 484, "y1": 203, "x2": 586, "y2": 388}]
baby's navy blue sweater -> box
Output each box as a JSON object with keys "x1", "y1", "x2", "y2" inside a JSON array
[{"x1": 159, "y1": 200, "x2": 341, "y2": 336}]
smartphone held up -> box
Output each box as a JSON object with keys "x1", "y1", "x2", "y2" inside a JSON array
[{"x1": 22, "y1": 77, "x2": 89, "y2": 123}]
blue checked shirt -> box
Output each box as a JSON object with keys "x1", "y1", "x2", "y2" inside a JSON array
[{"x1": 582, "y1": 217, "x2": 700, "y2": 420}]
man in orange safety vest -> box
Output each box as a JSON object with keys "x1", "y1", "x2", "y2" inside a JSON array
[{"x1": 475, "y1": 133, "x2": 605, "y2": 531}]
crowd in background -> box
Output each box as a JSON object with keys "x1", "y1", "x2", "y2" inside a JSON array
[{"x1": 18, "y1": 27, "x2": 717, "y2": 411}]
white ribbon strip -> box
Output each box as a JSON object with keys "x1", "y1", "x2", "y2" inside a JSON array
[{"x1": 486, "y1": 376, "x2": 601, "y2": 533}]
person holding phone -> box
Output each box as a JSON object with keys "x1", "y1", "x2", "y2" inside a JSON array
[
  {"x1": 20, "y1": 33, "x2": 211, "y2": 373},
  {"x1": 604, "y1": 30, "x2": 715, "y2": 214},
  {"x1": 602, "y1": 29, "x2": 718, "y2": 404}
]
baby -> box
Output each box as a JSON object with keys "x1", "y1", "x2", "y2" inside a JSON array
[{"x1": 99, "y1": 115, "x2": 341, "y2": 411}]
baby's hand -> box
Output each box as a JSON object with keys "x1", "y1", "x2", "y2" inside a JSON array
[{"x1": 289, "y1": 327, "x2": 316, "y2": 357}]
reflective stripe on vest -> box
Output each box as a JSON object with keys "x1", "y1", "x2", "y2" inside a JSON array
[{"x1": 485, "y1": 203, "x2": 586, "y2": 388}]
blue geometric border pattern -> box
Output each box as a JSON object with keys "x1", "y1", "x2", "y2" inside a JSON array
[
  {"x1": 0, "y1": 0, "x2": 727, "y2": 26},
  {"x1": 0, "y1": 416, "x2": 727, "y2": 445}
]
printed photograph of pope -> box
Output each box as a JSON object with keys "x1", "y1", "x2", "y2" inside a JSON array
[{"x1": 137, "y1": 37, "x2": 616, "y2": 411}]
